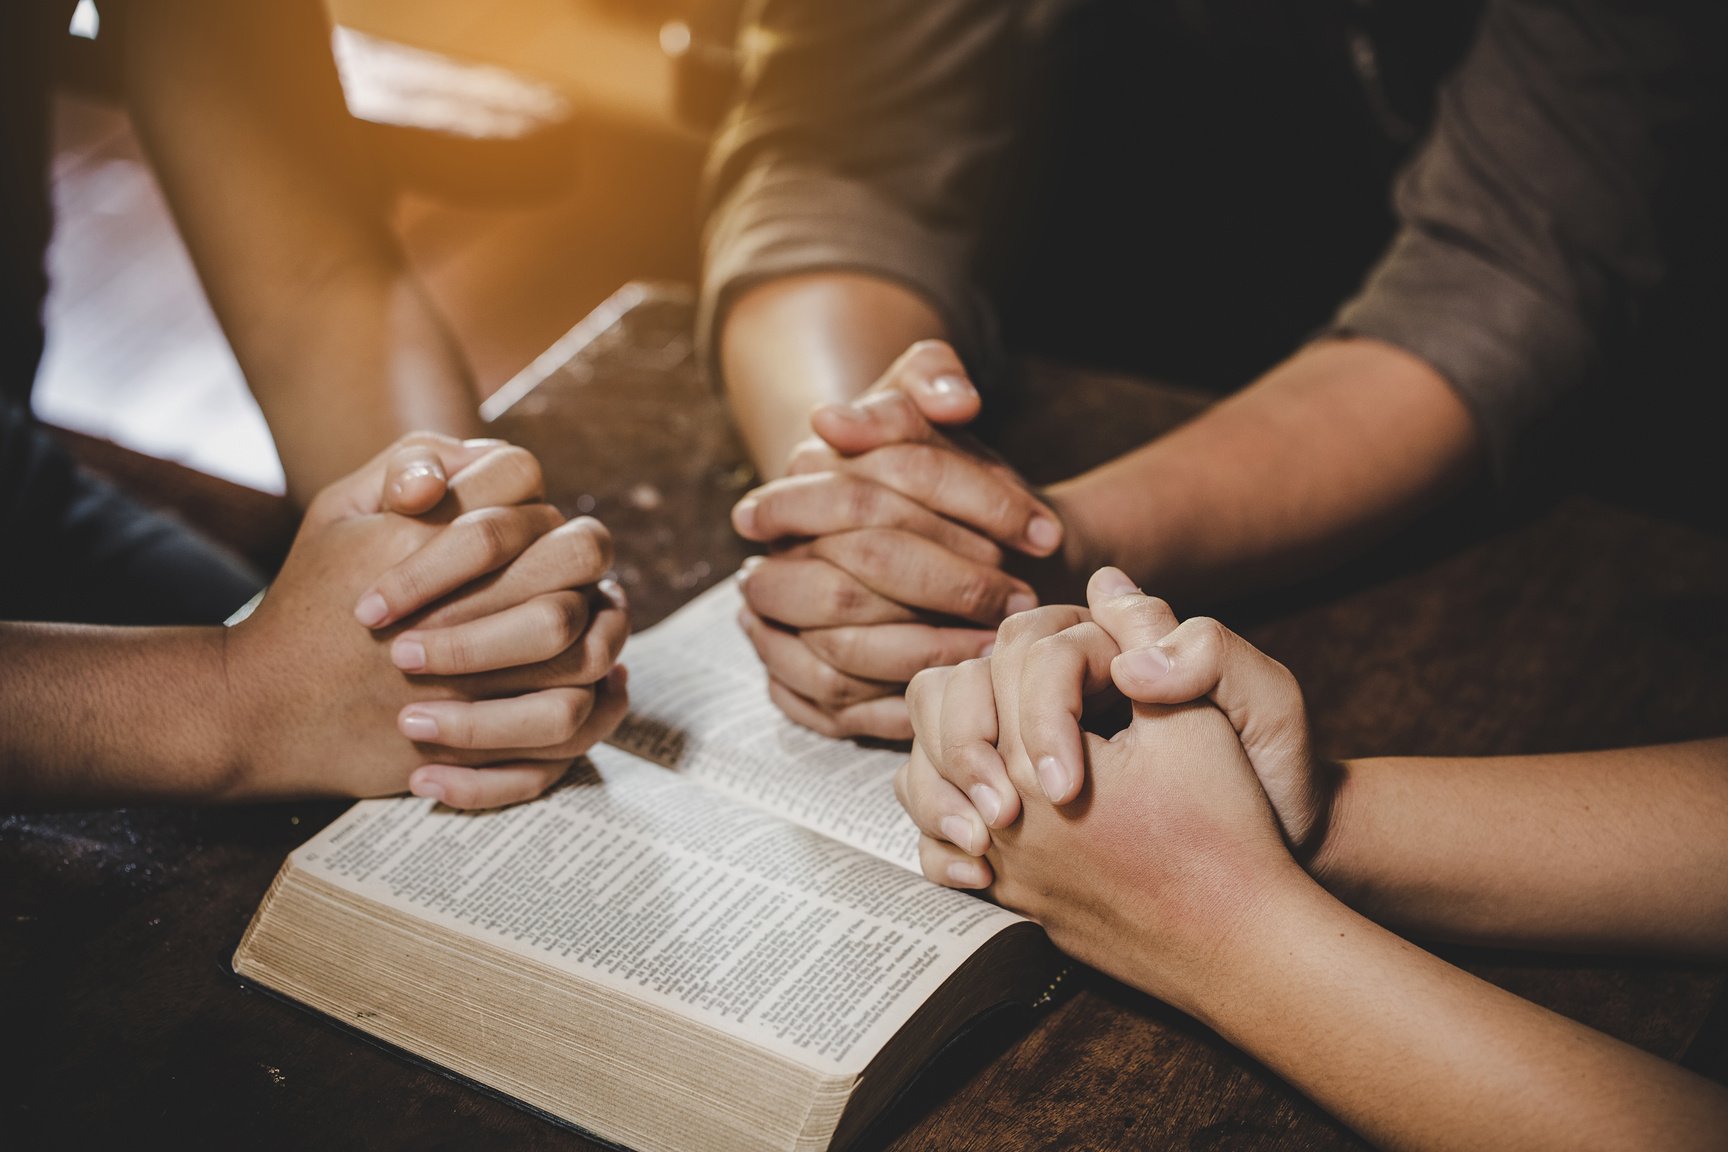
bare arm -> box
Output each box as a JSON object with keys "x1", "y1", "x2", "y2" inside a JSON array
[
  {"x1": 1, "y1": 437, "x2": 628, "y2": 811},
  {"x1": 721, "y1": 272, "x2": 946, "y2": 476},
  {"x1": 1313, "y1": 738, "x2": 1728, "y2": 957},
  {"x1": 125, "y1": 0, "x2": 481, "y2": 504},
  {"x1": 701, "y1": 0, "x2": 1020, "y2": 476},
  {"x1": 1048, "y1": 336, "x2": 1484, "y2": 604},
  {"x1": 0, "y1": 623, "x2": 241, "y2": 804},
  {"x1": 1193, "y1": 872, "x2": 1728, "y2": 1152},
  {"x1": 900, "y1": 582, "x2": 1728, "y2": 1151}
]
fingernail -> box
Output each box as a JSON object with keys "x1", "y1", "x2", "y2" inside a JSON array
[
  {"x1": 946, "y1": 860, "x2": 987, "y2": 888},
  {"x1": 1037, "y1": 755, "x2": 1071, "y2": 803},
  {"x1": 401, "y1": 461, "x2": 441, "y2": 484},
  {"x1": 733, "y1": 497, "x2": 758, "y2": 534},
  {"x1": 969, "y1": 784, "x2": 1003, "y2": 826},
  {"x1": 1095, "y1": 566, "x2": 1138, "y2": 596},
  {"x1": 354, "y1": 592, "x2": 389, "y2": 628},
  {"x1": 1118, "y1": 646, "x2": 1173, "y2": 683},
  {"x1": 461, "y1": 437, "x2": 507, "y2": 448},
  {"x1": 926, "y1": 373, "x2": 976, "y2": 399},
  {"x1": 1025, "y1": 515, "x2": 1062, "y2": 554},
  {"x1": 400, "y1": 712, "x2": 439, "y2": 741},
  {"x1": 599, "y1": 577, "x2": 627, "y2": 608},
  {"x1": 392, "y1": 637, "x2": 427, "y2": 672},
  {"x1": 1006, "y1": 590, "x2": 1038, "y2": 617},
  {"x1": 736, "y1": 556, "x2": 763, "y2": 584},
  {"x1": 940, "y1": 814, "x2": 982, "y2": 855},
  {"x1": 410, "y1": 778, "x2": 446, "y2": 803}
]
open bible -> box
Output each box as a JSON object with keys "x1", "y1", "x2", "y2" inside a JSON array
[{"x1": 234, "y1": 579, "x2": 1053, "y2": 1152}]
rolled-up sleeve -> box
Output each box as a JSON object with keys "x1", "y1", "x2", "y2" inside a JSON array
[
  {"x1": 698, "y1": 0, "x2": 1025, "y2": 381},
  {"x1": 1333, "y1": 0, "x2": 1724, "y2": 474}
]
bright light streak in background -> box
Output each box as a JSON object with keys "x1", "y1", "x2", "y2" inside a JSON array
[{"x1": 69, "y1": 0, "x2": 100, "y2": 39}]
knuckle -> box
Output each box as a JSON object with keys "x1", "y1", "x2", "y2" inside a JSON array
[
  {"x1": 1188, "y1": 616, "x2": 1227, "y2": 660},
  {"x1": 801, "y1": 626, "x2": 858, "y2": 673},
  {"x1": 461, "y1": 507, "x2": 518, "y2": 566},
  {"x1": 881, "y1": 392, "x2": 920, "y2": 430},
  {"x1": 950, "y1": 569, "x2": 1001, "y2": 620},
  {"x1": 982, "y1": 486, "x2": 1021, "y2": 537},
  {"x1": 522, "y1": 767, "x2": 566, "y2": 801},
  {"x1": 598, "y1": 615, "x2": 628, "y2": 664},
  {"x1": 746, "y1": 491, "x2": 785, "y2": 538},
  {"x1": 841, "y1": 476, "x2": 882, "y2": 527},
  {"x1": 1270, "y1": 658, "x2": 1301, "y2": 697},
  {"x1": 542, "y1": 594, "x2": 587, "y2": 649},
  {"x1": 1139, "y1": 595, "x2": 1177, "y2": 624},
  {"x1": 832, "y1": 710, "x2": 869, "y2": 739},
  {"x1": 493, "y1": 445, "x2": 544, "y2": 498},
  {"x1": 808, "y1": 658, "x2": 855, "y2": 707},
  {"x1": 918, "y1": 841, "x2": 946, "y2": 885},
  {"x1": 564, "y1": 516, "x2": 613, "y2": 576},
  {"x1": 997, "y1": 605, "x2": 1065, "y2": 646},
  {"x1": 906, "y1": 666, "x2": 947, "y2": 711},
  {"x1": 844, "y1": 531, "x2": 893, "y2": 581},
  {"x1": 558, "y1": 691, "x2": 592, "y2": 741},
  {"x1": 892, "y1": 447, "x2": 942, "y2": 502},
  {"x1": 436, "y1": 630, "x2": 476, "y2": 674},
  {"x1": 1028, "y1": 631, "x2": 1071, "y2": 665},
  {"x1": 945, "y1": 632, "x2": 991, "y2": 667},
  {"x1": 439, "y1": 776, "x2": 483, "y2": 810},
  {"x1": 948, "y1": 740, "x2": 1001, "y2": 787},
  {"x1": 828, "y1": 574, "x2": 873, "y2": 618},
  {"x1": 444, "y1": 710, "x2": 478, "y2": 748},
  {"x1": 381, "y1": 564, "x2": 429, "y2": 613}
]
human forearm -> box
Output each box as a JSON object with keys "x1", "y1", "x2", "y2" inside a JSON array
[
  {"x1": 1045, "y1": 337, "x2": 1482, "y2": 605},
  {"x1": 1312, "y1": 738, "x2": 1728, "y2": 956},
  {"x1": 240, "y1": 270, "x2": 480, "y2": 501},
  {"x1": 719, "y1": 273, "x2": 948, "y2": 476},
  {"x1": 0, "y1": 624, "x2": 241, "y2": 806},
  {"x1": 1183, "y1": 873, "x2": 1728, "y2": 1151},
  {"x1": 127, "y1": 0, "x2": 480, "y2": 504}
]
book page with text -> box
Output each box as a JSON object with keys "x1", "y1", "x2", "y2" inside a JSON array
[
  {"x1": 288, "y1": 744, "x2": 1023, "y2": 1075},
  {"x1": 610, "y1": 580, "x2": 923, "y2": 871}
]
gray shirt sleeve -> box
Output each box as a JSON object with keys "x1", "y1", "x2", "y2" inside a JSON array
[
  {"x1": 1332, "y1": 0, "x2": 1724, "y2": 475},
  {"x1": 698, "y1": 0, "x2": 1025, "y2": 382}
]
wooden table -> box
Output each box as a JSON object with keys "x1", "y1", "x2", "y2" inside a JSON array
[{"x1": 5, "y1": 283, "x2": 1725, "y2": 1149}]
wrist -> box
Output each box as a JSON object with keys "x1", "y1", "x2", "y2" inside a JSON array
[
  {"x1": 1304, "y1": 758, "x2": 1359, "y2": 894},
  {"x1": 210, "y1": 621, "x2": 264, "y2": 801},
  {"x1": 1116, "y1": 848, "x2": 1319, "y2": 1021},
  {"x1": 1289, "y1": 757, "x2": 1345, "y2": 868},
  {"x1": 1153, "y1": 863, "x2": 1337, "y2": 1030}
]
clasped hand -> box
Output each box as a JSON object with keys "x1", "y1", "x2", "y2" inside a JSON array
[
  {"x1": 223, "y1": 433, "x2": 629, "y2": 809},
  {"x1": 732, "y1": 341, "x2": 1068, "y2": 740},
  {"x1": 895, "y1": 568, "x2": 1334, "y2": 1008}
]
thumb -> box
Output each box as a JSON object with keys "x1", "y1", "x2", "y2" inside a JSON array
[
  {"x1": 811, "y1": 340, "x2": 981, "y2": 456},
  {"x1": 1084, "y1": 567, "x2": 1180, "y2": 648},
  {"x1": 315, "y1": 433, "x2": 504, "y2": 522},
  {"x1": 1107, "y1": 613, "x2": 1321, "y2": 848}
]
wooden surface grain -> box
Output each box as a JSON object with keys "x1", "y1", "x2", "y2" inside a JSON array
[{"x1": 4, "y1": 284, "x2": 1724, "y2": 1150}]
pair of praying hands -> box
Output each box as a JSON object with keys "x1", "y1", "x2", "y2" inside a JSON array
[
  {"x1": 897, "y1": 567, "x2": 1338, "y2": 1010},
  {"x1": 731, "y1": 341, "x2": 1071, "y2": 741},
  {"x1": 224, "y1": 433, "x2": 628, "y2": 809}
]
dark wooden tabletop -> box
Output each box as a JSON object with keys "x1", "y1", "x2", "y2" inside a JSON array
[{"x1": 4, "y1": 282, "x2": 1725, "y2": 1150}]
